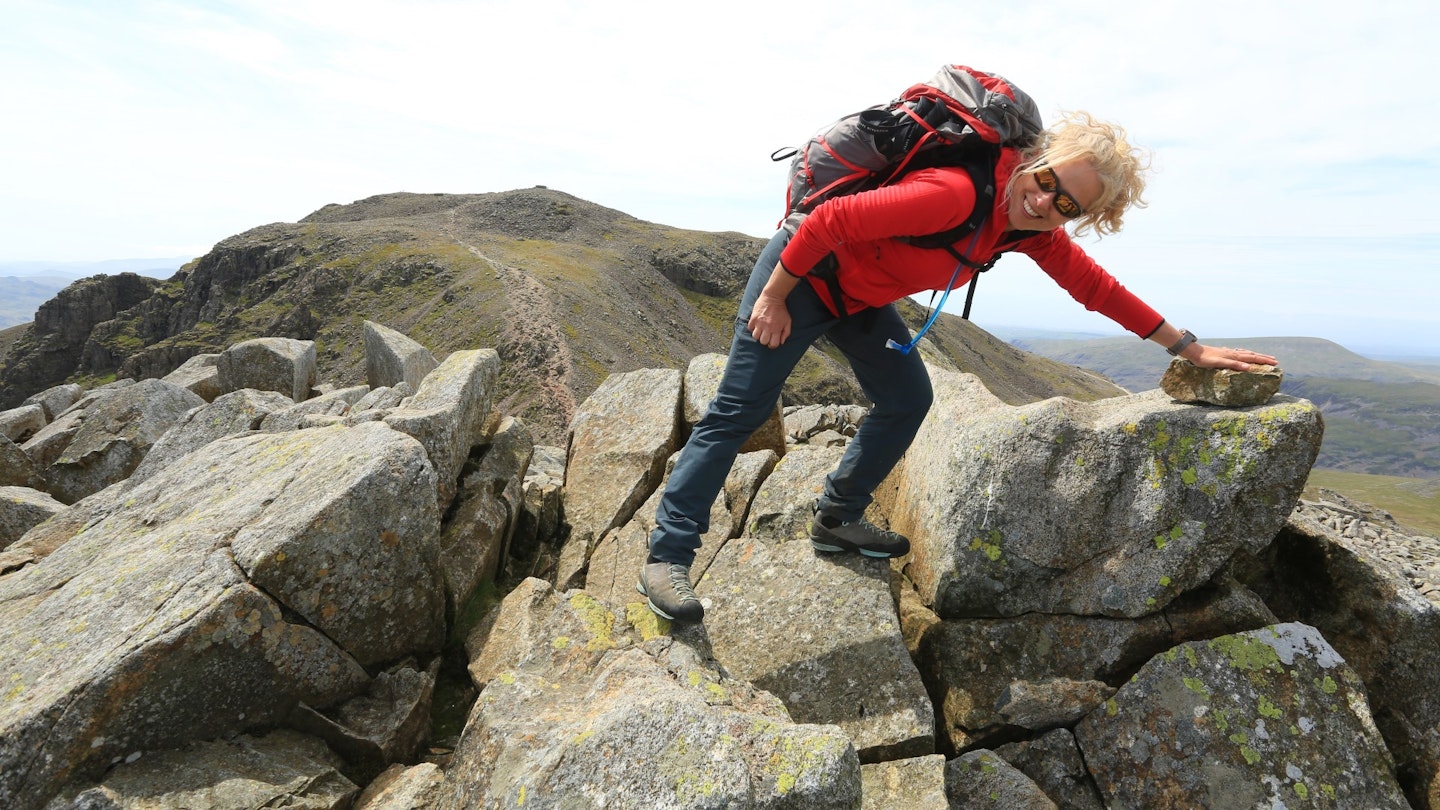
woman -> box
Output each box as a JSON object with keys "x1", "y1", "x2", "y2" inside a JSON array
[{"x1": 638, "y1": 110, "x2": 1277, "y2": 624}]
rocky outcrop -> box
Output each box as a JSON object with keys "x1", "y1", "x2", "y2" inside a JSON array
[
  {"x1": 2, "y1": 323, "x2": 1437, "y2": 810},
  {"x1": 0, "y1": 273, "x2": 161, "y2": 409}
]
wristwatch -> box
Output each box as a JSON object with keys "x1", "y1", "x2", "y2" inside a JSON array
[{"x1": 1167, "y1": 329, "x2": 1198, "y2": 357}]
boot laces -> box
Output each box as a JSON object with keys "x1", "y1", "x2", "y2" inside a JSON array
[{"x1": 667, "y1": 564, "x2": 699, "y2": 603}]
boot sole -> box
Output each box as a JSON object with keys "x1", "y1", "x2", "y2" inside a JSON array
[{"x1": 810, "y1": 539, "x2": 907, "y2": 558}]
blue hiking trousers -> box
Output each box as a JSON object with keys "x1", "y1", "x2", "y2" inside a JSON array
[{"x1": 648, "y1": 230, "x2": 934, "y2": 566}]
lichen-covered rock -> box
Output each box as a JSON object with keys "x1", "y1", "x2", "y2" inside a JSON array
[
  {"x1": 1074, "y1": 623, "x2": 1409, "y2": 809},
  {"x1": 46, "y1": 730, "x2": 357, "y2": 810},
  {"x1": 259, "y1": 385, "x2": 368, "y2": 432},
  {"x1": 944, "y1": 749, "x2": 1058, "y2": 809},
  {"x1": 447, "y1": 576, "x2": 862, "y2": 809},
  {"x1": 217, "y1": 337, "x2": 317, "y2": 402},
  {"x1": 160, "y1": 353, "x2": 223, "y2": 401},
  {"x1": 1238, "y1": 511, "x2": 1440, "y2": 808},
  {"x1": 43, "y1": 378, "x2": 205, "y2": 503},
  {"x1": 556, "y1": 367, "x2": 681, "y2": 589},
  {"x1": 860, "y1": 754, "x2": 947, "y2": 809},
  {"x1": 355, "y1": 763, "x2": 444, "y2": 810},
  {"x1": 700, "y1": 536, "x2": 935, "y2": 762},
  {"x1": 1160, "y1": 359, "x2": 1282, "y2": 407},
  {"x1": 684, "y1": 352, "x2": 785, "y2": 456},
  {"x1": 383, "y1": 348, "x2": 499, "y2": 508},
  {"x1": 0, "y1": 487, "x2": 64, "y2": 551},
  {"x1": 995, "y1": 678, "x2": 1115, "y2": 731},
  {"x1": 0, "y1": 422, "x2": 443, "y2": 808},
  {"x1": 364, "y1": 320, "x2": 439, "y2": 392},
  {"x1": 127, "y1": 388, "x2": 294, "y2": 485},
  {"x1": 887, "y1": 369, "x2": 1322, "y2": 618}
]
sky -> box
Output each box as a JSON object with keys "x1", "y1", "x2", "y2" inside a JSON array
[{"x1": 2, "y1": 0, "x2": 1436, "y2": 356}]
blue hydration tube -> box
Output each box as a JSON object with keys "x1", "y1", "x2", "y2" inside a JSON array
[{"x1": 885, "y1": 230, "x2": 983, "y2": 355}]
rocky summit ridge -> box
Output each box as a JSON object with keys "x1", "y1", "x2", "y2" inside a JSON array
[
  {"x1": 0, "y1": 188, "x2": 1124, "y2": 445},
  {"x1": 2, "y1": 320, "x2": 1439, "y2": 810}
]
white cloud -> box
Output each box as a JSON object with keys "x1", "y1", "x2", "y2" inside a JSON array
[{"x1": 0, "y1": 0, "x2": 1435, "y2": 351}]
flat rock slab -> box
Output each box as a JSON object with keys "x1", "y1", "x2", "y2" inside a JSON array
[
  {"x1": 699, "y1": 536, "x2": 934, "y2": 761},
  {"x1": 1160, "y1": 359, "x2": 1282, "y2": 407}
]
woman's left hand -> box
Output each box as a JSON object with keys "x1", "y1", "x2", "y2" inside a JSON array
[{"x1": 1183, "y1": 343, "x2": 1278, "y2": 371}]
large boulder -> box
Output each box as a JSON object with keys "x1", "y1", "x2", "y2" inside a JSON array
[
  {"x1": 446, "y1": 577, "x2": 862, "y2": 808},
  {"x1": 127, "y1": 388, "x2": 295, "y2": 485},
  {"x1": 1, "y1": 435, "x2": 44, "y2": 489},
  {"x1": 887, "y1": 369, "x2": 1323, "y2": 618},
  {"x1": 0, "y1": 422, "x2": 444, "y2": 808},
  {"x1": 42, "y1": 378, "x2": 205, "y2": 503},
  {"x1": 21, "y1": 383, "x2": 83, "y2": 422},
  {"x1": 217, "y1": 337, "x2": 317, "y2": 402},
  {"x1": 701, "y1": 536, "x2": 934, "y2": 762},
  {"x1": 0, "y1": 404, "x2": 46, "y2": 443},
  {"x1": 383, "y1": 348, "x2": 500, "y2": 508},
  {"x1": 160, "y1": 353, "x2": 223, "y2": 402},
  {"x1": 1074, "y1": 622, "x2": 1409, "y2": 808},
  {"x1": 556, "y1": 368, "x2": 682, "y2": 589},
  {"x1": 1238, "y1": 511, "x2": 1440, "y2": 808},
  {"x1": 364, "y1": 320, "x2": 438, "y2": 391}
]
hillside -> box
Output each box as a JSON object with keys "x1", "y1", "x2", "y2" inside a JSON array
[
  {"x1": 0, "y1": 188, "x2": 1123, "y2": 443},
  {"x1": 1015, "y1": 335, "x2": 1440, "y2": 477}
]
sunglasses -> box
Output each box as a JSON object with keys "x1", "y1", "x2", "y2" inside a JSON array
[{"x1": 1034, "y1": 165, "x2": 1085, "y2": 219}]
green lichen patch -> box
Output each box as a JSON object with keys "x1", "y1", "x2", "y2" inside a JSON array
[
  {"x1": 969, "y1": 529, "x2": 1004, "y2": 563},
  {"x1": 1207, "y1": 634, "x2": 1282, "y2": 672}
]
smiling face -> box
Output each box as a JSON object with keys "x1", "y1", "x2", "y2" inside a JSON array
[{"x1": 1006, "y1": 160, "x2": 1105, "y2": 232}]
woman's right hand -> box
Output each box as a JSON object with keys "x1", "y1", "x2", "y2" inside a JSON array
[{"x1": 748, "y1": 291, "x2": 793, "y2": 349}]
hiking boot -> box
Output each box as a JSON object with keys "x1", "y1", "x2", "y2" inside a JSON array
[
  {"x1": 637, "y1": 561, "x2": 705, "y2": 623},
  {"x1": 809, "y1": 510, "x2": 910, "y2": 558}
]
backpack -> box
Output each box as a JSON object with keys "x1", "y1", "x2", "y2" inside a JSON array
[{"x1": 771, "y1": 65, "x2": 1044, "y2": 329}]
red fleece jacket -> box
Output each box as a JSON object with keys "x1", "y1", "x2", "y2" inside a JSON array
[{"x1": 778, "y1": 149, "x2": 1165, "y2": 338}]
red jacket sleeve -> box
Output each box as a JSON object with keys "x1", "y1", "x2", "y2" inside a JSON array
[{"x1": 1013, "y1": 229, "x2": 1166, "y2": 338}]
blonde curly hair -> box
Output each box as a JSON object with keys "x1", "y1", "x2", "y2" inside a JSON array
[{"x1": 1009, "y1": 110, "x2": 1151, "y2": 238}]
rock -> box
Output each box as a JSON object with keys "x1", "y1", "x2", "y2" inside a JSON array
[
  {"x1": 445, "y1": 577, "x2": 862, "y2": 808},
  {"x1": 944, "y1": 749, "x2": 1058, "y2": 809},
  {"x1": 364, "y1": 321, "x2": 439, "y2": 391},
  {"x1": 0, "y1": 422, "x2": 443, "y2": 808},
  {"x1": 700, "y1": 536, "x2": 935, "y2": 762},
  {"x1": 18, "y1": 390, "x2": 96, "y2": 470},
  {"x1": 508, "y1": 444, "x2": 566, "y2": 580},
  {"x1": 47, "y1": 730, "x2": 357, "y2": 810},
  {"x1": 1074, "y1": 623, "x2": 1409, "y2": 809},
  {"x1": 683, "y1": 352, "x2": 785, "y2": 455},
  {"x1": 1160, "y1": 359, "x2": 1283, "y2": 406},
  {"x1": 0, "y1": 404, "x2": 46, "y2": 443},
  {"x1": 43, "y1": 378, "x2": 205, "y2": 503},
  {"x1": 1237, "y1": 511, "x2": 1440, "y2": 807},
  {"x1": 995, "y1": 678, "x2": 1116, "y2": 731},
  {"x1": 556, "y1": 368, "x2": 681, "y2": 589},
  {"x1": 21, "y1": 383, "x2": 83, "y2": 422},
  {"x1": 288, "y1": 658, "x2": 440, "y2": 785},
  {"x1": 383, "y1": 348, "x2": 500, "y2": 509},
  {"x1": 355, "y1": 763, "x2": 444, "y2": 810},
  {"x1": 784, "y1": 403, "x2": 869, "y2": 444},
  {"x1": 584, "y1": 448, "x2": 777, "y2": 609},
  {"x1": 0, "y1": 487, "x2": 65, "y2": 551},
  {"x1": 127, "y1": 388, "x2": 295, "y2": 486},
  {"x1": 438, "y1": 416, "x2": 532, "y2": 622},
  {"x1": 887, "y1": 369, "x2": 1322, "y2": 618},
  {"x1": 217, "y1": 337, "x2": 318, "y2": 402},
  {"x1": 860, "y1": 754, "x2": 947, "y2": 809},
  {"x1": 0, "y1": 482, "x2": 130, "y2": 574},
  {"x1": 995, "y1": 729, "x2": 1105, "y2": 810},
  {"x1": 259, "y1": 385, "x2": 368, "y2": 432},
  {"x1": 160, "y1": 353, "x2": 223, "y2": 401},
  {"x1": 0, "y1": 435, "x2": 44, "y2": 490},
  {"x1": 745, "y1": 444, "x2": 844, "y2": 543}
]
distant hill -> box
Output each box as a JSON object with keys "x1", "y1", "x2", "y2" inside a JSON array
[{"x1": 1013, "y1": 335, "x2": 1440, "y2": 477}]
